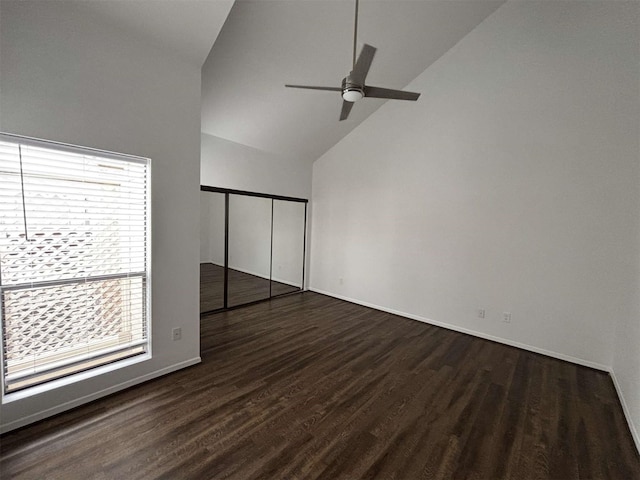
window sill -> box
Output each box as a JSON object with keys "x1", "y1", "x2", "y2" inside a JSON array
[{"x1": 2, "y1": 353, "x2": 151, "y2": 404}]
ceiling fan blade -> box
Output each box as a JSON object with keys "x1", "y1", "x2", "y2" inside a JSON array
[
  {"x1": 339, "y1": 100, "x2": 354, "y2": 121},
  {"x1": 350, "y1": 44, "x2": 376, "y2": 85},
  {"x1": 364, "y1": 85, "x2": 420, "y2": 101},
  {"x1": 285, "y1": 84, "x2": 342, "y2": 92}
]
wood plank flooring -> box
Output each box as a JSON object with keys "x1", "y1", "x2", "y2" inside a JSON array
[
  {"x1": 200, "y1": 263, "x2": 300, "y2": 312},
  {"x1": 1, "y1": 292, "x2": 639, "y2": 479}
]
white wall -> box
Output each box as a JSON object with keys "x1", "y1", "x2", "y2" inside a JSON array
[
  {"x1": 310, "y1": 0, "x2": 639, "y2": 439},
  {"x1": 0, "y1": 1, "x2": 202, "y2": 431},
  {"x1": 612, "y1": 159, "x2": 640, "y2": 450},
  {"x1": 201, "y1": 132, "x2": 311, "y2": 199},
  {"x1": 613, "y1": 281, "x2": 640, "y2": 451},
  {"x1": 200, "y1": 133, "x2": 312, "y2": 287}
]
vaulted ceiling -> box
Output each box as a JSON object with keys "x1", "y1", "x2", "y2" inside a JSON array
[
  {"x1": 75, "y1": 0, "x2": 234, "y2": 67},
  {"x1": 79, "y1": 0, "x2": 506, "y2": 163},
  {"x1": 201, "y1": 0, "x2": 506, "y2": 162}
]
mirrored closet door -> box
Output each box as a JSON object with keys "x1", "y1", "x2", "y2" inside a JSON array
[
  {"x1": 228, "y1": 194, "x2": 272, "y2": 308},
  {"x1": 199, "y1": 187, "x2": 307, "y2": 314},
  {"x1": 271, "y1": 200, "x2": 306, "y2": 296},
  {"x1": 199, "y1": 191, "x2": 226, "y2": 312}
]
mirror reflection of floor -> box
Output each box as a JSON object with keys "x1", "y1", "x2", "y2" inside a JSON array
[{"x1": 200, "y1": 263, "x2": 301, "y2": 312}]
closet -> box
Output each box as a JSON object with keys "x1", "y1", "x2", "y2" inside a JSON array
[{"x1": 199, "y1": 187, "x2": 307, "y2": 313}]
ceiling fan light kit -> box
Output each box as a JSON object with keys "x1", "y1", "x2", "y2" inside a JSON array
[
  {"x1": 341, "y1": 77, "x2": 364, "y2": 102},
  {"x1": 285, "y1": 0, "x2": 420, "y2": 121}
]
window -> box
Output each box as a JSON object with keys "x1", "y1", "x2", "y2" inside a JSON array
[{"x1": 0, "y1": 133, "x2": 151, "y2": 395}]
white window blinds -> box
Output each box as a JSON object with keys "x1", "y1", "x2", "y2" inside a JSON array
[{"x1": 0, "y1": 133, "x2": 151, "y2": 394}]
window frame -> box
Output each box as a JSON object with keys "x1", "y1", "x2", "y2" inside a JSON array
[{"x1": 0, "y1": 132, "x2": 152, "y2": 401}]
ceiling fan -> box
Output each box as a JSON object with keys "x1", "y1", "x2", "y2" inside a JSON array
[{"x1": 285, "y1": 0, "x2": 420, "y2": 121}]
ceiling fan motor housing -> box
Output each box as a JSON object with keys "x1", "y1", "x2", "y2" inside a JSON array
[{"x1": 342, "y1": 76, "x2": 364, "y2": 102}]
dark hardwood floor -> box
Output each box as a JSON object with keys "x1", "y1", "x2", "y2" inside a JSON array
[
  {"x1": 1, "y1": 292, "x2": 639, "y2": 479},
  {"x1": 200, "y1": 262, "x2": 300, "y2": 312}
]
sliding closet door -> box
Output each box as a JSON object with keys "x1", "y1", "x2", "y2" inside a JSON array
[
  {"x1": 199, "y1": 191, "x2": 226, "y2": 312},
  {"x1": 271, "y1": 200, "x2": 306, "y2": 295},
  {"x1": 227, "y1": 194, "x2": 272, "y2": 307}
]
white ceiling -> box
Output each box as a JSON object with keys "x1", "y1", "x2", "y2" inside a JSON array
[
  {"x1": 201, "y1": 0, "x2": 506, "y2": 162},
  {"x1": 76, "y1": 0, "x2": 234, "y2": 67}
]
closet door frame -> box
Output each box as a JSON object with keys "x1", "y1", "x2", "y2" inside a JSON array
[{"x1": 200, "y1": 185, "x2": 308, "y2": 315}]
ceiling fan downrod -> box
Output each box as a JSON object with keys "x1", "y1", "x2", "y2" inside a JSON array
[
  {"x1": 343, "y1": 0, "x2": 364, "y2": 103},
  {"x1": 353, "y1": 0, "x2": 359, "y2": 69}
]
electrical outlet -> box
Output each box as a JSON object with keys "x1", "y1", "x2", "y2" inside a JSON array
[
  {"x1": 172, "y1": 327, "x2": 182, "y2": 341},
  {"x1": 339, "y1": 277, "x2": 344, "y2": 285},
  {"x1": 477, "y1": 308, "x2": 485, "y2": 319},
  {"x1": 502, "y1": 312, "x2": 512, "y2": 323}
]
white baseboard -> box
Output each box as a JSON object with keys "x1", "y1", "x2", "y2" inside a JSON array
[
  {"x1": 225, "y1": 265, "x2": 269, "y2": 280},
  {"x1": 309, "y1": 288, "x2": 610, "y2": 372},
  {"x1": 609, "y1": 368, "x2": 640, "y2": 454},
  {"x1": 271, "y1": 276, "x2": 303, "y2": 289},
  {"x1": 0, "y1": 357, "x2": 201, "y2": 434}
]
